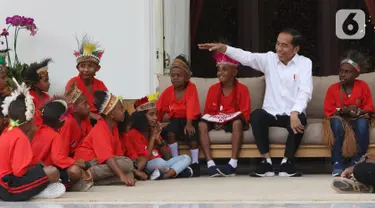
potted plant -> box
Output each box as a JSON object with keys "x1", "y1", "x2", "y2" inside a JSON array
[{"x1": 0, "y1": 15, "x2": 38, "y2": 88}]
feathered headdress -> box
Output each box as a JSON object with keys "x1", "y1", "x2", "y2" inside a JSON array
[
  {"x1": 74, "y1": 35, "x2": 104, "y2": 65},
  {"x1": 213, "y1": 52, "x2": 240, "y2": 67},
  {"x1": 98, "y1": 91, "x2": 122, "y2": 115},
  {"x1": 65, "y1": 81, "x2": 83, "y2": 104},
  {"x1": 2, "y1": 78, "x2": 35, "y2": 129},
  {"x1": 134, "y1": 92, "x2": 160, "y2": 111},
  {"x1": 23, "y1": 58, "x2": 52, "y2": 86},
  {"x1": 0, "y1": 49, "x2": 9, "y2": 73}
]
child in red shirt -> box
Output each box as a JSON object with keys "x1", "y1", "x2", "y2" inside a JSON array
[
  {"x1": 157, "y1": 55, "x2": 201, "y2": 176},
  {"x1": 199, "y1": 52, "x2": 251, "y2": 177},
  {"x1": 0, "y1": 79, "x2": 65, "y2": 201},
  {"x1": 31, "y1": 99, "x2": 93, "y2": 191},
  {"x1": 324, "y1": 50, "x2": 374, "y2": 177},
  {"x1": 60, "y1": 82, "x2": 92, "y2": 156},
  {"x1": 118, "y1": 110, "x2": 149, "y2": 181},
  {"x1": 127, "y1": 93, "x2": 193, "y2": 180},
  {"x1": 23, "y1": 59, "x2": 52, "y2": 126},
  {"x1": 66, "y1": 36, "x2": 108, "y2": 126},
  {"x1": 74, "y1": 90, "x2": 136, "y2": 186}
]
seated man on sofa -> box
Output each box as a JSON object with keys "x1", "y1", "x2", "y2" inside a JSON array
[
  {"x1": 199, "y1": 28, "x2": 312, "y2": 177},
  {"x1": 198, "y1": 52, "x2": 251, "y2": 177}
]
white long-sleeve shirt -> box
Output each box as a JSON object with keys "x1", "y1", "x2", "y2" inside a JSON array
[{"x1": 225, "y1": 46, "x2": 313, "y2": 116}]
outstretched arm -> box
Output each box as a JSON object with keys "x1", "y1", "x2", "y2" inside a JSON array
[{"x1": 198, "y1": 43, "x2": 269, "y2": 73}]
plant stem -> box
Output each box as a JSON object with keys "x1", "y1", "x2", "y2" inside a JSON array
[
  {"x1": 4, "y1": 36, "x2": 11, "y2": 67},
  {"x1": 13, "y1": 26, "x2": 20, "y2": 65},
  {"x1": 5, "y1": 26, "x2": 11, "y2": 67}
]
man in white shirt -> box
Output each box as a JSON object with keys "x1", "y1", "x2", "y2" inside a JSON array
[{"x1": 198, "y1": 28, "x2": 313, "y2": 177}]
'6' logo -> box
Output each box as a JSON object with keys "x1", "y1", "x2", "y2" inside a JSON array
[{"x1": 336, "y1": 9, "x2": 366, "y2": 40}]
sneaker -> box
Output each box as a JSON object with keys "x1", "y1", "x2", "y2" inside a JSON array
[
  {"x1": 249, "y1": 160, "x2": 275, "y2": 177},
  {"x1": 279, "y1": 160, "x2": 302, "y2": 177},
  {"x1": 332, "y1": 162, "x2": 344, "y2": 177},
  {"x1": 176, "y1": 167, "x2": 193, "y2": 178},
  {"x1": 190, "y1": 163, "x2": 200, "y2": 177},
  {"x1": 149, "y1": 169, "x2": 165, "y2": 180},
  {"x1": 208, "y1": 166, "x2": 222, "y2": 177},
  {"x1": 217, "y1": 164, "x2": 236, "y2": 177},
  {"x1": 33, "y1": 182, "x2": 66, "y2": 199},
  {"x1": 332, "y1": 177, "x2": 374, "y2": 193}
]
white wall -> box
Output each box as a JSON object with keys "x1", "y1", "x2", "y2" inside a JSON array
[{"x1": 0, "y1": 0, "x2": 157, "y2": 99}]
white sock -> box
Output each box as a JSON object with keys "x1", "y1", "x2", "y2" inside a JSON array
[
  {"x1": 266, "y1": 158, "x2": 272, "y2": 165},
  {"x1": 228, "y1": 158, "x2": 238, "y2": 168},
  {"x1": 281, "y1": 158, "x2": 288, "y2": 164},
  {"x1": 168, "y1": 142, "x2": 178, "y2": 157},
  {"x1": 207, "y1": 160, "x2": 215, "y2": 168},
  {"x1": 190, "y1": 149, "x2": 199, "y2": 164}
]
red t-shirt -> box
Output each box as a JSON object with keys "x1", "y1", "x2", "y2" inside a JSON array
[
  {"x1": 324, "y1": 79, "x2": 374, "y2": 117},
  {"x1": 30, "y1": 90, "x2": 50, "y2": 126},
  {"x1": 31, "y1": 125, "x2": 75, "y2": 169},
  {"x1": 59, "y1": 114, "x2": 92, "y2": 157},
  {"x1": 120, "y1": 132, "x2": 138, "y2": 159},
  {"x1": 127, "y1": 129, "x2": 162, "y2": 160},
  {"x1": 74, "y1": 119, "x2": 124, "y2": 164},
  {"x1": 204, "y1": 80, "x2": 251, "y2": 123},
  {"x1": 65, "y1": 75, "x2": 108, "y2": 113},
  {"x1": 157, "y1": 81, "x2": 200, "y2": 121},
  {"x1": 0, "y1": 127, "x2": 35, "y2": 178}
]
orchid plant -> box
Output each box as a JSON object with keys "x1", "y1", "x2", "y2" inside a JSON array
[{"x1": 0, "y1": 15, "x2": 38, "y2": 84}]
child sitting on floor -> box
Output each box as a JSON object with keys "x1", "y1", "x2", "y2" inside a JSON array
[
  {"x1": 66, "y1": 36, "x2": 108, "y2": 126},
  {"x1": 324, "y1": 50, "x2": 374, "y2": 177},
  {"x1": 23, "y1": 58, "x2": 52, "y2": 126},
  {"x1": 127, "y1": 93, "x2": 193, "y2": 180},
  {"x1": 157, "y1": 55, "x2": 201, "y2": 176},
  {"x1": 118, "y1": 110, "x2": 149, "y2": 181},
  {"x1": 31, "y1": 98, "x2": 93, "y2": 191},
  {"x1": 74, "y1": 90, "x2": 136, "y2": 186},
  {"x1": 199, "y1": 52, "x2": 251, "y2": 177},
  {"x1": 60, "y1": 82, "x2": 92, "y2": 156},
  {"x1": 0, "y1": 78, "x2": 65, "y2": 201}
]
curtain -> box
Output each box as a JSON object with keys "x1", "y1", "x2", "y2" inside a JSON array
[
  {"x1": 190, "y1": 0, "x2": 204, "y2": 46},
  {"x1": 365, "y1": 0, "x2": 375, "y2": 25},
  {"x1": 163, "y1": 0, "x2": 190, "y2": 69}
]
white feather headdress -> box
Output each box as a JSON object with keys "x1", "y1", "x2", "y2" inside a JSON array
[{"x1": 2, "y1": 78, "x2": 35, "y2": 121}]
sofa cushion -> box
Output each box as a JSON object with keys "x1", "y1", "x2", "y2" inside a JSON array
[{"x1": 307, "y1": 75, "x2": 337, "y2": 119}]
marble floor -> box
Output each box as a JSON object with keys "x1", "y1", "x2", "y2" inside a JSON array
[
  {"x1": 0, "y1": 203, "x2": 375, "y2": 208},
  {"x1": 1, "y1": 175, "x2": 375, "y2": 207}
]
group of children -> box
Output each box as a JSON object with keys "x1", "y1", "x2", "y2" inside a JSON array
[{"x1": 0, "y1": 33, "x2": 374, "y2": 201}]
